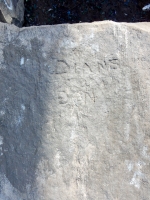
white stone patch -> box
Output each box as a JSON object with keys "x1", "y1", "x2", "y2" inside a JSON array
[
  {"x1": 89, "y1": 32, "x2": 94, "y2": 39},
  {"x1": 142, "y1": 4, "x2": 150, "y2": 11},
  {"x1": 133, "y1": 109, "x2": 143, "y2": 144},
  {"x1": 3, "y1": 0, "x2": 13, "y2": 10},
  {"x1": 92, "y1": 44, "x2": 99, "y2": 52},
  {"x1": 69, "y1": 112, "x2": 79, "y2": 153},
  {"x1": 129, "y1": 161, "x2": 145, "y2": 189},
  {"x1": 113, "y1": 23, "x2": 128, "y2": 54},
  {"x1": 42, "y1": 52, "x2": 47, "y2": 58},
  {"x1": 20, "y1": 57, "x2": 24, "y2": 65},
  {"x1": 70, "y1": 129, "x2": 77, "y2": 140},
  {"x1": 0, "y1": 136, "x2": 3, "y2": 146},
  {"x1": 54, "y1": 151, "x2": 61, "y2": 167},
  {"x1": 124, "y1": 26, "x2": 128, "y2": 48},
  {"x1": 14, "y1": 104, "x2": 26, "y2": 126},
  {"x1": 0, "y1": 110, "x2": 5, "y2": 116},
  {"x1": 124, "y1": 122, "x2": 130, "y2": 141},
  {"x1": 126, "y1": 160, "x2": 133, "y2": 172},
  {"x1": 15, "y1": 116, "x2": 23, "y2": 126},
  {"x1": 60, "y1": 39, "x2": 76, "y2": 49},
  {"x1": 142, "y1": 146, "x2": 150, "y2": 160},
  {"x1": 125, "y1": 75, "x2": 132, "y2": 92},
  {"x1": 21, "y1": 104, "x2": 25, "y2": 111},
  {"x1": 0, "y1": 137, "x2": 3, "y2": 156},
  {"x1": 130, "y1": 171, "x2": 142, "y2": 189},
  {"x1": 2, "y1": 98, "x2": 9, "y2": 104},
  {"x1": 70, "y1": 116, "x2": 78, "y2": 141}
]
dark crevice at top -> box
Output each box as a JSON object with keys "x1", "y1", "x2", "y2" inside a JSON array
[
  {"x1": 23, "y1": 0, "x2": 150, "y2": 27},
  {"x1": 0, "y1": 10, "x2": 7, "y2": 23}
]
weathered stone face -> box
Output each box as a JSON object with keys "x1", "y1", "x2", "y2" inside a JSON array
[
  {"x1": 0, "y1": 0, "x2": 24, "y2": 27},
  {"x1": 0, "y1": 21, "x2": 150, "y2": 199}
]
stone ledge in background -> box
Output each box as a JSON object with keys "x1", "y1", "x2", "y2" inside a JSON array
[{"x1": 0, "y1": 0, "x2": 24, "y2": 27}]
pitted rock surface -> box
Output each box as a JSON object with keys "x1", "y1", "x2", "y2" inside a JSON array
[
  {"x1": 0, "y1": 0, "x2": 24, "y2": 27},
  {"x1": 0, "y1": 21, "x2": 150, "y2": 199}
]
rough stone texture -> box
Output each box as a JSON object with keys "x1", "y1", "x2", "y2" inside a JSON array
[
  {"x1": 0, "y1": 21, "x2": 150, "y2": 199},
  {"x1": 0, "y1": 0, "x2": 24, "y2": 27}
]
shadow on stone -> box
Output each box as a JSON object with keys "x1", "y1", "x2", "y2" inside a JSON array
[{"x1": 0, "y1": 24, "x2": 68, "y2": 199}]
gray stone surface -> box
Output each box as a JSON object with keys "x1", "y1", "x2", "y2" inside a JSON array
[
  {"x1": 0, "y1": 0, "x2": 24, "y2": 27},
  {"x1": 0, "y1": 21, "x2": 150, "y2": 199}
]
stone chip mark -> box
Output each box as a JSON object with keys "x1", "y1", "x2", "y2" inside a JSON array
[
  {"x1": 58, "y1": 92, "x2": 68, "y2": 104},
  {"x1": 84, "y1": 63, "x2": 92, "y2": 72}
]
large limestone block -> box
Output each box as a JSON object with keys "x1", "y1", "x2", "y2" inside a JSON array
[
  {"x1": 0, "y1": 21, "x2": 150, "y2": 199},
  {"x1": 0, "y1": 0, "x2": 24, "y2": 27}
]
